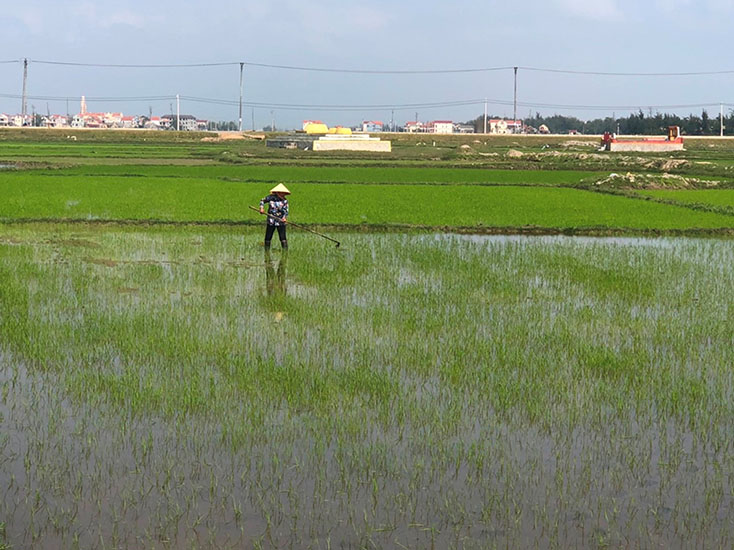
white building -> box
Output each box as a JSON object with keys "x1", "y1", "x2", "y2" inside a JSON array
[
  {"x1": 454, "y1": 123, "x2": 475, "y2": 134},
  {"x1": 426, "y1": 120, "x2": 453, "y2": 134},
  {"x1": 42, "y1": 114, "x2": 70, "y2": 128},
  {"x1": 489, "y1": 119, "x2": 523, "y2": 134},
  {"x1": 10, "y1": 115, "x2": 29, "y2": 127},
  {"x1": 404, "y1": 121, "x2": 424, "y2": 133}
]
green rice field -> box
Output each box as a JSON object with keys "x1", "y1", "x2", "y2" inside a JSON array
[
  {"x1": 637, "y1": 189, "x2": 734, "y2": 209},
  {"x1": 1, "y1": 171, "x2": 733, "y2": 232},
  {"x1": 0, "y1": 130, "x2": 732, "y2": 548},
  {"x1": 27, "y1": 164, "x2": 600, "y2": 185}
]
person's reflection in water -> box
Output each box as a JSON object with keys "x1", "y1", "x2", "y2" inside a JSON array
[{"x1": 264, "y1": 249, "x2": 287, "y2": 297}]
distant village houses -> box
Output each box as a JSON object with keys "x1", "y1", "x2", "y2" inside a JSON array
[
  {"x1": 404, "y1": 120, "x2": 454, "y2": 134},
  {"x1": 403, "y1": 118, "x2": 524, "y2": 134},
  {"x1": 1, "y1": 96, "x2": 207, "y2": 130},
  {"x1": 0, "y1": 111, "x2": 208, "y2": 130},
  {"x1": 401, "y1": 120, "x2": 474, "y2": 134}
]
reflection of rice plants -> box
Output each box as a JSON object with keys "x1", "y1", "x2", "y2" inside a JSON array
[{"x1": 0, "y1": 226, "x2": 732, "y2": 548}]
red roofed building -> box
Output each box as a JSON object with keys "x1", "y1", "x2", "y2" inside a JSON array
[{"x1": 362, "y1": 120, "x2": 383, "y2": 132}]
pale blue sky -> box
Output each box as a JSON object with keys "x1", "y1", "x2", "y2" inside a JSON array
[{"x1": 2, "y1": 0, "x2": 733, "y2": 129}]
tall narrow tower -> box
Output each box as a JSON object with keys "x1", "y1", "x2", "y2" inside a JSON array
[
  {"x1": 81, "y1": 96, "x2": 87, "y2": 115},
  {"x1": 21, "y1": 58, "x2": 28, "y2": 117}
]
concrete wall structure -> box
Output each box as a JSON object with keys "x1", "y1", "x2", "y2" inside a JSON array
[
  {"x1": 313, "y1": 139, "x2": 391, "y2": 152},
  {"x1": 608, "y1": 141, "x2": 685, "y2": 152},
  {"x1": 267, "y1": 133, "x2": 391, "y2": 152}
]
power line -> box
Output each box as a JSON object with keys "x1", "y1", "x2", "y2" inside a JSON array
[
  {"x1": 520, "y1": 66, "x2": 734, "y2": 77},
  {"x1": 28, "y1": 58, "x2": 514, "y2": 73},
  {"x1": 1, "y1": 90, "x2": 729, "y2": 113},
  {"x1": 0, "y1": 92, "x2": 174, "y2": 102},
  {"x1": 182, "y1": 96, "x2": 485, "y2": 109},
  {"x1": 21, "y1": 58, "x2": 734, "y2": 76},
  {"x1": 30, "y1": 59, "x2": 237, "y2": 68},
  {"x1": 241, "y1": 62, "x2": 514, "y2": 74},
  {"x1": 514, "y1": 100, "x2": 724, "y2": 111}
]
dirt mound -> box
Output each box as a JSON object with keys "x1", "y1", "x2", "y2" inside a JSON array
[
  {"x1": 587, "y1": 172, "x2": 722, "y2": 190},
  {"x1": 201, "y1": 132, "x2": 266, "y2": 143},
  {"x1": 561, "y1": 140, "x2": 596, "y2": 148},
  {"x1": 658, "y1": 159, "x2": 689, "y2": 171}
]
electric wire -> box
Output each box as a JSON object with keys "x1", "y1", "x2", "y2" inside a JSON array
[
  {"x1": 29, "y1": 59, "x2": 237, "y2": 68},
  {"x1": 23, "y1": 58, "x2": 734, "y2": 76},
  {"x1": 519, "y1": 66, "x2": 734, "y2": 77},
  {"x1": 239, "y1": 62, "x2": 514, "y2": 74},
  {"x1": 1, "y1": 90, "x2": 730, "y2": 113},
  {"x1": 182, "y1": 96, "x2": 486, "y2": 110}
]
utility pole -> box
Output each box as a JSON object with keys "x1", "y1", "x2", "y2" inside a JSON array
[
  {"x1": 270, "y1": 110, "x2": 274, "y2": 132},
  {"x1": 484, "y1": 99, "x2": 488, "y2": 134},
  {"x1": 391, "y1": 109, "x2": 394, "y2": 132},
  {"x1": 251, "y1": 107, "x2": 255, "y2": 131},
  {"x1": 513, "y1": 67, "x2": 518, "y2": 133},
  {"x1": 21, "y1": 58, "x2": 28, "y2": 117},
  {"x1": 721, "y1": 103, "x2": 725, "y2": 137},
  {"x1": 176, "y1": 94, "x2": 180, "y2": 131},
  {"x1": 238, "y1": 62, "x2": 244, "y2": 132}
]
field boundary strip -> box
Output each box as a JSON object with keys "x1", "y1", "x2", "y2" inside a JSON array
[{"x1": 1, "y1": 217, "x2": 733, "y2": 237}]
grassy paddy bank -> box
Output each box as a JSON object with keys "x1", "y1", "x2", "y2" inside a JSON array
[{"x1": 1, "y1": 224, "x2": 732, "y2": 548}]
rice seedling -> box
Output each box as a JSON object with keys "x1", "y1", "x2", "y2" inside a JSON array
[{"x1": 0, "y1": 224, "x2": 732, "y2": 548}]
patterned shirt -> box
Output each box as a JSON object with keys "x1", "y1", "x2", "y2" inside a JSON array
[{"x1": 259, "y1": 194, "x2": 289, "y2": 226}]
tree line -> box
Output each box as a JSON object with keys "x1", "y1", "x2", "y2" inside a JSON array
[{"x1": 470, "y1": 109, "x2": 734, "y2": 135}]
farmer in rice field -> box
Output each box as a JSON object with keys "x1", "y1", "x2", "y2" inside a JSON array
[{"x1": 259, "y1": 183, "x2": 290, "y2": 249}]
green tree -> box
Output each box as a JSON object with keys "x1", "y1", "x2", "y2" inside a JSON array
[{"x1": 700, "y1": 109, "x2": 710, "y2": 135}]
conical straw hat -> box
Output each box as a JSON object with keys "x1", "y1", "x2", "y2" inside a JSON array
[{"x1": 270, "y1": 183, "x2": 291, "y2": 195}]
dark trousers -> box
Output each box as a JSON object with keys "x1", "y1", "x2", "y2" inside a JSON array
[{"x1": 264, "y1": 224, "x2": 287, "y2": 248}]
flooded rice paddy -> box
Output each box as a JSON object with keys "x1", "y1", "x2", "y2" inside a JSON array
[{"x1": 0, "y1": 227, "x2": 732, "y2": 548}]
